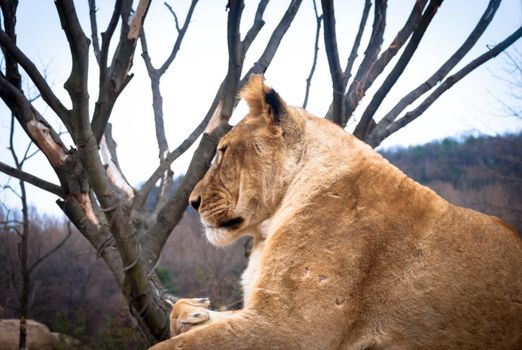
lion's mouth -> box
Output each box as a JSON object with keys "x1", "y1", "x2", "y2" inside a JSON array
[{"x1": 217, "y1": 217, "x2": 244, "y2": 230}]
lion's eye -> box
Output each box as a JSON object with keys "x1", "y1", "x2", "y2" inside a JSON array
[{"x1": 216, "y1": 145, "x2": 227, "y2": 164}]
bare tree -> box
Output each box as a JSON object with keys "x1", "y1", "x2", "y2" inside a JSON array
[
  {"x1": 1, "y1": 107, "x2": 71, "y2": 349},
  {"x1": 0, "y1": 0, "x2": 519, "y2": 345}
]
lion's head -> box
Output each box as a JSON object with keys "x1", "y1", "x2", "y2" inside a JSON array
[{"x1": 189, "y1": 75, "x2": 305, "y2": 246}]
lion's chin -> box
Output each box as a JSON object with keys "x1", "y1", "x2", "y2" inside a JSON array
[{"x1": 204, "y1": 226, "x2": 239, "y2": 247}]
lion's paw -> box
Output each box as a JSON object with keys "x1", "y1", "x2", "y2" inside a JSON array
[{"x1": 170, "y1": 298, "x2": 211, "y2": 336}]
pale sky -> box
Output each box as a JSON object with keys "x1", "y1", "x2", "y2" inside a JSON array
[{"x1": 1, "y1": 0, "x2": 521, "y2": 217}]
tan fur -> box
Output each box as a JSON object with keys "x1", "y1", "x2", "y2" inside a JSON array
[
  {"x1": 169, "y1": 298, "x2": 211, "y2": 336},
  {"x1": 151, "y1": 75, "x2": 522, "y2": 350},
  {"x1": 170, "y1": 298, "x2": 237, "y2": 337}
]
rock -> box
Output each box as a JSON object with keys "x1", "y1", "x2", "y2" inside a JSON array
[{"x1": 0, "y1": 319, "x2": 58, "y2": 350}]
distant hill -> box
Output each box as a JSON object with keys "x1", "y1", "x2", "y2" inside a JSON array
[{"x1": 380, "y1": 132, "x2": 522, "y2": 233}]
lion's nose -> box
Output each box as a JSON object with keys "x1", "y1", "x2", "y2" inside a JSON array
[{"x1": 189, "y1": 195, "x2": 201, "y2": 211}]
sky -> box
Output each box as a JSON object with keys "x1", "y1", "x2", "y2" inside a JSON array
[{"x1": 0, "y1": 0, "x2": 521, "y2": 217}]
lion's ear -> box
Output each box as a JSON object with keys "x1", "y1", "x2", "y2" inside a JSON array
[
  {"x1": 264, "y1": 88, "x2": 286, "y2": 124},
  {"x1": 240, "y1": 74, "x2": 287, "y2": 125}
]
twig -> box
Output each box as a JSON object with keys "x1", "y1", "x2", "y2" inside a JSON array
[
  {"x1": 157, "y1": 0, "x2": 198, "y2": 76},
  {"x1": 303, "y1": 0, "x2": 322, "y2": 108},
  {"x1": 20, "y1": 141, "x2": 40, "y2": 167},
  {"x1": 343, "y1": 0, "x2": 371, "y2": 88},
  {"x1": 143, "y1": 121, "x2": 233, "y2": 263},
  {"x1": 369, "y1": 0, "x2": 501, "y2": 144},
  {"x1": 29, "y1": 222, "x2": 73, "y2": 273},
  {"x1": 91, "y1": 0, "x2": 146, "y2": 143},
  {"x1": 343, "y1": 0, "x2": 387, "y2": 121},
  {"x1": 9, "y1": 114, "x2": 20, "y2": 168},
  {"x1": 242, "y1": 0, "x2": 270, "y2": 53},
  {"x1": 0, "y1": 29, "x2": 70, "y2": 121},
  {"x1": 353, "y1": 0, "x2": 443, "y2": 140},
  {"x1": 240, "y1": 0, "x2": 303, "y2": 84},
  {"x1": 132, "y1": 92, "x2": 223, "y2": 213},
  {"x1": 99, "y1": 0, "x2": 122, "y2": 78},
  {"x1": 137, "y1": 0, "x2": 199, "y2": 212},
  {"x1": 344, "y1": 0, "x2": 428, "y2": 121},
  {"x1": 88, "y1": 0, "x2": 101, "y2": 63},
  {"x1": 2, "y1": 184, "x2": 21, "y2": 200},
  {"x1": 370, "y1": 25, "x2": 522, "y2": 147},
  {"x1": 163, "y1": 2, "x2": 181, "y2": 32}
]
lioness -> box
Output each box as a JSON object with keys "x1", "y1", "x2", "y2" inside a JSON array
[{"x1": 151, "y1": 75, "x2": 522, "y2": 350}]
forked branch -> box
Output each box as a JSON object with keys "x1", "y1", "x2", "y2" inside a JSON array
[
  {"x1": 342, "y1": 0, "x2": 427, "y2": 122},
  {"x1": 369, "y1": 26, "x2": 522, "y2": 147},
  {"x1": 157, "y1": 0, "x2": 198, "y2": 76},
  {"x1": 242, "y1": 0, "x2": 270, "y2": 53},
  {"x1": 0, "y1": 29, "x2": 70, "y2": 121},
  {"x1": 353, "y1": 0, "x2": 444, "y2": 140},
  {"x1": 240, "y1": 0, "x2": 303, "y2": 84},
  {"x1": 321, "y1": 0, "x2": 344, "y2": 124},
  {"x1": 369, "y1": 0, "x2": 502, "y2": 142},
  {"x1": 343, "y1": 0, "x2": 371, "y2": 87},
  {"x1": 343, "y1": 0, "x2": 387, "y2": 122}
]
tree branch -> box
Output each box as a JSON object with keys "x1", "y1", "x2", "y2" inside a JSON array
[
  {"x1": 100, "y1": 125, "x2": 135, "y2": 200},
  {"x1": 0, "y1": 71, "x2": 93, "y2": 203},
  {"x1": 55, "y1": 0, "x2": 91, "y2": 141},
  {"x1": 0, "y1": 0, "x2": 21, "y2": 90},
  {"x1": 321, "y1": 0, "x2": 344, "y2": 125},
  {"x1": 242, "y1": 0, "x2": 269, "y2": 53},
  {"x1": 343, "y1": 0, "x2": 371, "y2": 88},
  {"x1": 128, "y1": 0, "x2": 151, "y2": 40},
  {"x1": 0, "y1": 161, "x2": 64, "y2": 198},
  {"x1": 164, "y1": 2, "x2": 181, "y2": 32},
  {"x1": 240, "y1": 0, "x2": 303, "y2": 85},
  {"x1": 137, "y1": 0, "x2": 199, "y2": 216},
  {"x1": 29, "y1": 222, "x2": 73, "y2": 273},
  {"x1": 92, "y1": 0, "x2": 150, "y2": 143},
  {"x1": 353, "y1": 0, "x2": 443, "y2": 140},
  {"x1": 99, "y1": 0, "x2": 122, "y2": 77},
  {"x1": 221, "y1": 0, "x2": 245, "y2": 119},
  {"x1": 0, "y1": 29, "x2": 70, "y2": 121},
  {"x1": 20, "y1": 146, "x2": 39, "y2": 168},
  {"x1": 369, "y1": 25, "x2": 522, "y2": 147},
  {"x1": 157, "y1": 0, "x2": 198, "y2": 76},
  {"x1": 139, "y1": 28, "x2": 155, "y2": 74},
  {"x1": 143, "y1": 121, "x2": 233, "y2": 267},
  {"x1": 57, "y1": 196, "x2": 125, "y2": 286},
  {"x1": 369, "y1": 0, "x2": 501, "y2": 143},
  {"x1": 343, "y1": 0, "x2": 387, "y2": 122},
  {"x1": 343, "y1": 0, "x2": 428, "y2": 122},
  {"x1": 88, "y1": 0, "x2": 101, "y2": 63},
  {"x1": 324, "y1": 0, "x2": 371, "y2": 120},
  {"x1": 303, "y1": 0, "x2": 322, "y2": 108},
  {"x1": 132, "y1": 90, "x2": 223, "y2": 214}
]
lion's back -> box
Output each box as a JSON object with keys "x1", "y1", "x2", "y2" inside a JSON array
[{"x1": 361, "y1": 205, "x2": 522, "y2": 349}]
